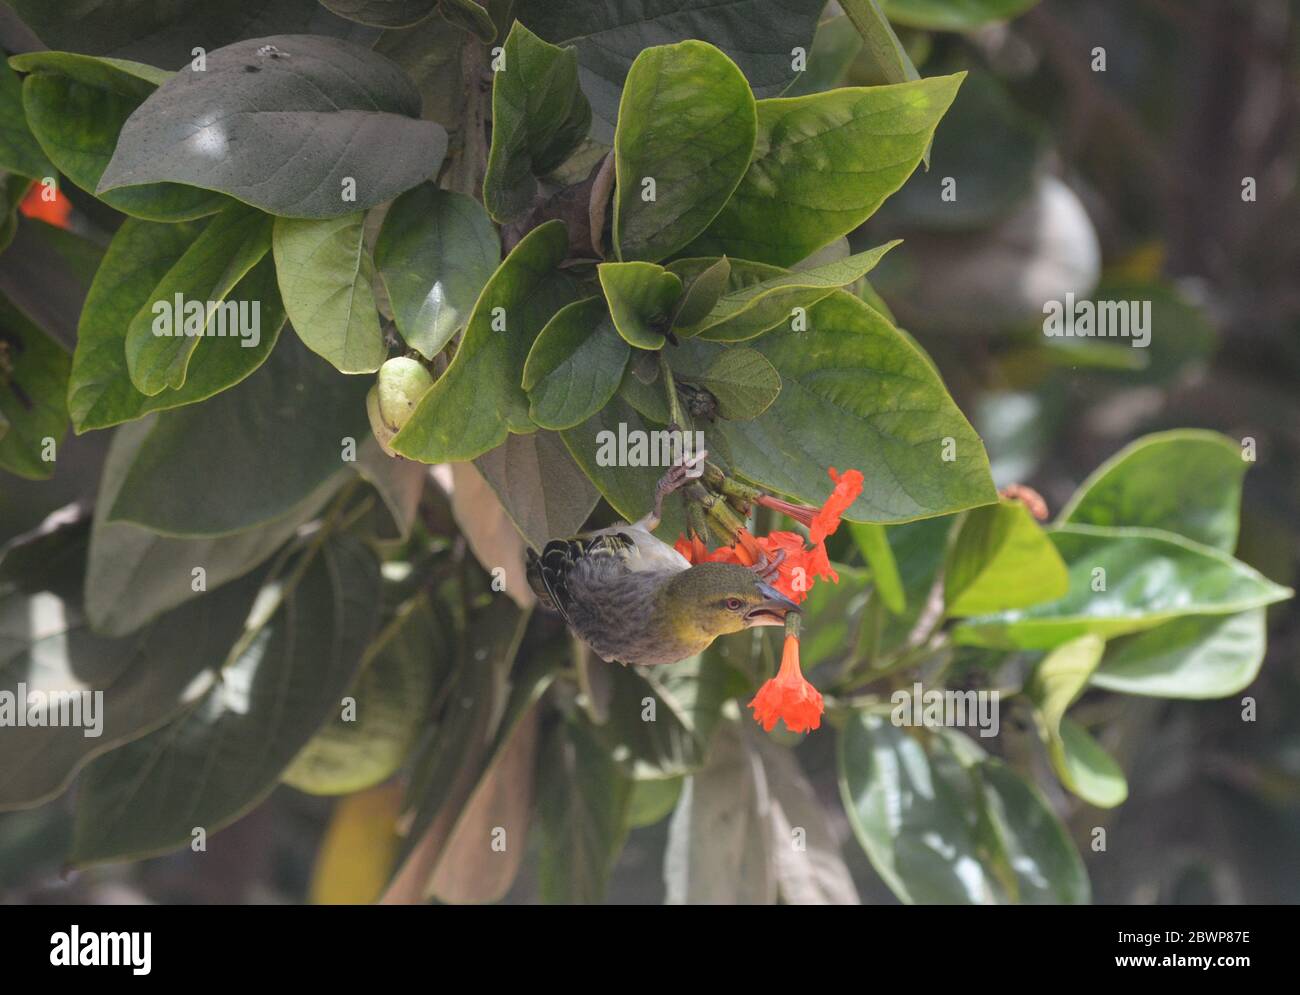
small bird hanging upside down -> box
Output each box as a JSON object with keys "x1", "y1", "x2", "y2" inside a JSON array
[{"x1": 526, "y1": 454, "x2": 799, "y2": 667}]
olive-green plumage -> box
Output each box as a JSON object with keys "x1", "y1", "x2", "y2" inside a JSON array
[{"x1": 527, "y1": 525, "x2": 795, "y2": 666}]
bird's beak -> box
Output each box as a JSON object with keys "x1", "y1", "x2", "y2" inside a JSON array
[{"x1": 744, "y1": 583, "x2": 801, "y2": 627}]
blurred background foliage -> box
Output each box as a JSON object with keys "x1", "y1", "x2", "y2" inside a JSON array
[{"x1": 1, "y1": 0, "x2": 1298, "y2": 904}]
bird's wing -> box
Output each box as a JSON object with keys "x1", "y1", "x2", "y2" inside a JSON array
[{"x1": 526, "y1": 526, "x2": 688, "y2": 624}]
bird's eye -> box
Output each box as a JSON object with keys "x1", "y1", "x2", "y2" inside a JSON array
[{"x1": 724, "y1": 597, "x2": 744, "y2": 612}]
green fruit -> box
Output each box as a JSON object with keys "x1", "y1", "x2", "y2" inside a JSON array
[{"x1": 375, "y1": 357, "x2": 434, "y2": 433}]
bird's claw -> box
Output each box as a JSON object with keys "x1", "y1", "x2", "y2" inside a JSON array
[{"x1": 750, "y1": 546, "x2": 786, "y2": 583}]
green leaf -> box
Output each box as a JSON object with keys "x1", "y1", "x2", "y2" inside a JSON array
[
  {"x1": 283, "y1": 596, "x2": 438, "y2": 795},
  {"x1": 849, "y1": 522, "x2": 906, "y2": 614},
  {"x1": 473, "y1": 430, "x2": 601, "y2": 550},
  {"x1": 1025, "y1": 633, "x2": 1127, "y2": 808},
  {"x1": 320, "y1": 0, "x2": 440, "y2": 28},
  {"x1": 107, "y1": 335, "x2": 370, "y2": 537},
  {"x1": 482, "y1": 22, "x2": 591, "y2": 224},
  {"x1": 70, "y1": 536, "x2": 381, "y2": 864},
  {"x1": 439, "y1": 0, "x2": 498, "y2": 41},
  {"x1": 522, "y1": 297, "x2": 630, "y2": 431},
  {"x1": 374, "y1": 184, "x2": 499, "y2": 359},
  {"x1": 784, "y1": 15, "x2": 866, "y2": 98},
  {"x1": 518, "y1": 0, "x2": 825, "y2": 140},
  {"x1": 612, "y1": 40, "x2": 755, "y2": 263},
  {"x1": 685, "y1": 74, "x2": 965, "y2": 267},
  {"x1": 675, "y1": 241, "x2": 900, "y2": 341},
  {"x1": 85, "y1": 419, "x2": 345, "y2": 637},
  {"x1": 13, "y1": 52, "x2": 230, "y2": 221},
  {"x1": 839, "y1": 1, "x2": 920, "y2": 87},
  {"x1": 692, "y1": 292, "x2": 997, "y2": 521},
  {"x1": 0, "y1": 295, "x2": 68, "y2": 480},
  {"x1": 97, "y1": 35, "x2": 447, "y2": 219},
  {"x1": 944, "y1": 499, "x2": 1069, "y2": 616},
  {"x1": 0, "y1": 518, "x2": 262, "y2": 811},
  {"x1": 559, "y1": 394, "x2": 690, "y2": 540},
  {"x1": 598, "y1": 261, "x2": 682, "y2": 349},
  {"x1": 1058, "y1": 429, "x2": 1248, "y2": 553},
  {"x1": 537, "y1": 716, "x2": 631, "y2": 903},
  {"x1": 597, "y1": 650, "x2": 743, "y2": 779},
  {"x1": 1091, "y1": 609, "x2": 1266, "y2": 699},
  {"x1": 68, "y1": 218, "x2": 284, "y2": 433},
  {"x1": 680, "y1": 347, "x2": 780, "y2": 421},
  {"x1": 664, "y1": 719, "x2": 777, "y2": 904},
  {"x1": 124, "y1": 204, "x2": 274, "y2": 396},
  {"x1": 392, "y1": 220, "x2": 580, "y2": 463},
  {"x1": 954, "y1": 525, "x2": 1292, "y2": 650},
  {"x1": 273, "y1": 212, "x2": 386, "y2": 374},
  {"x1": 4, "y1": 0, "x2": 372, "y2": 69},
  {"x1": 0, "y1": 56, "x2": 55, "y2": 179},
  {"x1": 671, "y1": 256, "x2": 731, "y2": 328},
  {"x1": 883, "y1": 0, "x2": 1040, "y2": 32},
  {"x1": 627, "y1": 776, "x2": 683, "y2": 829}
]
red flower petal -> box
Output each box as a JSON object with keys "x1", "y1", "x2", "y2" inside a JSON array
[
  {"x1": 809, "y1": 467, "x2": 864, "y2": 544},
  {"x1": 748, "y1": 634, "x2": 823, "y2": 734},
  {"x1": 19, "y1": 184, "x2": 71, "y2": 229}
]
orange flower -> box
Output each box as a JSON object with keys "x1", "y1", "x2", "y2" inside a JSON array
[
  {"x1": 19, "y1": 183, "x2": 71, "y2": 229},
  {"x1": 748, "y1": 633, "x2": 823, "y2": 733},
  {"x1": 674, "y1": 526, "x2": 835, "y2": 604},
  {"x1": 755, "y1": 467, "x2": 864, "y2": 543}
]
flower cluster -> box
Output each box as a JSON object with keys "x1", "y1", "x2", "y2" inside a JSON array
[{"x1": 675, "y1": 467, "x2": 865, "y2": 735}]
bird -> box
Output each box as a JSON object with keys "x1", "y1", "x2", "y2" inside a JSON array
[{"x1": 526, "y1": 453, "x2": 799, "y2": 666}]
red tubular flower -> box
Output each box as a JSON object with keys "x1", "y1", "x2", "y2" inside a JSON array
[
  {"x1": 755, "y1": 467, "x2": 865, "y2": 544},
  {"x1": 19, "y1": 183, "x2": 71, "y2": 229},
  {"x1": 748, "y1": 634, "x2": 823, "y2": 733}
]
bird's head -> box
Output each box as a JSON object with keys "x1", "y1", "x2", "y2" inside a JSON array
[{"x1": 660, "y1": 563, "x2": 800, "y2": 643}]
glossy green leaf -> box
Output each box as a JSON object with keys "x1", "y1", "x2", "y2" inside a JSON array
[
  {"x1": 273, "y1": 212, "x2": 385, "y2": 374},
  {"x1": 124, "y1": 205, "x2": 274, "y2": 396},
  {"x1": 944, "y1": 499, "x2": 1068, "y2": 616},
  {"x1": 685, "y1": 74, "x2": 964, "y2": 267},
  {"x1": 473, "y1": 430, "x2": 601, "y2": 550},
  {"x1": 518, "y1": 0, "x2": 824, "y2": 140},
  {"x1": 97, "y1": 35, "x2": 447, "y2": 219},
  {"x1": 319, "y1": 0, "x2": 439, "y2": 28},
  {"x1": 1025, "y1": 634, "x2": 1127, "y2": 808},
  {"x1": 784, "y1": 15, "x2": 866, "y2": 98},
  {"x1": 598, "y1": 261, "x2": 682, "y2": 350},
  {"x1": 0, "y1": 295, "x2": 68, "y2": 480},
  {"x1": 612, "y1": 40, "x2": 755, "y2": 263},
  {"x1": 559, "y1": 395, "x2": 690, "y2": 541},
  {"x1": 374, "y1": 184, "x2": 499, "y2": 359},
  {"x1": 954, "y1": 525, "x2": 1292, "y2": 650},
  {"x1": 670, "y1": 256, "x2": 731, "y2": 328},
  {"x1": 482, "y1": 22, "x2": 591, "y2": 224},
  {"x1": 1091, "y1": 609, "x2": 1266, "y2": 699},
  {"x1": 85, "y1": 419, "x2": 346, "y2": 637},
  {"x1": 680, "y1": 347, "x2": 780, "y2": 421},
  {"x1": 883, "y1": 0, "x2": 1040, "y2": 31},
  {"x1": 106, "y1": 335, "x2": 370, "y2": 537},
  {"x1": 538, "y1": 716, "x2": 631, "y2": 904},
  {"x1": 523, "y1": 297, "x2": 630, "y2": 431},
  {"x1": 68, "y1": 218, "x2": 284, "y2": 433},
  {"x1": 70, "y1": 536, "x2": 381, "y2": 864},
  {"x1": 283, "y1": 596, "x2": 438, "y2": 795},
  {"x1": 4, "y1": 0, "x2": 371, "y2": 69},
  {"x1": 391, "y1": 220, "x2": 580, "y2": 463},
  {"x1": 695, "y1": 292, "x2": 997, "y2": 522},
  {"x1": 0, "y1": 516, "x2": 261, "y2": 810},
  {"x1": 13, "y1": 51, "x2": 230, "y2": 221},
  {"x1": 676, "y1": 241, "x2": 900, "y2": 341},
  {"x1": 839, "y1": 2, "x2": 919, "y2": 88},
  {"x1": 1058, "y1": 429, "x2": 1248, "y2": 553},
  {"x1": 849, "y1": 522, "x2": 906, "y2": 614},
  {"x1": 0, "y1": 56, "x2": 55, "y2": 179}
]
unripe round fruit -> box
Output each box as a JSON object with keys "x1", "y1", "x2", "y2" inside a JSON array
[
  {"x1": 366, "y1": 385, "x2": 398, "y2": 457},
  {"x1": 375, "y1": 357, "x2": 434, "y2": 433}
]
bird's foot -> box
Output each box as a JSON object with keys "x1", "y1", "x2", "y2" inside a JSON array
[
  {"x1": 637, "y1": 450, "x2": 708, "y2": 532},
  {"x1": 749, "y1": 546, "x2": 786, "y2": 583}
]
